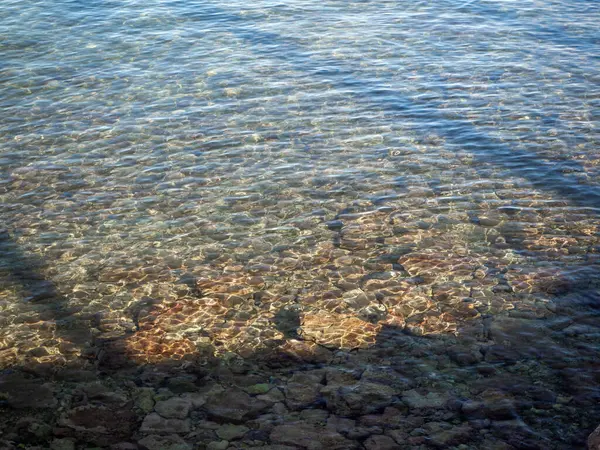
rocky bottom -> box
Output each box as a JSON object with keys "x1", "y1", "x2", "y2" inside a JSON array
[{"x1": 1, "y1": 297, "x2": 600, "y2": 450}]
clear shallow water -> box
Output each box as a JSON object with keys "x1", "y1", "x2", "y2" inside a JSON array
[{"x1": 1, "y1": 0, "x2": 599, "y2": 448}]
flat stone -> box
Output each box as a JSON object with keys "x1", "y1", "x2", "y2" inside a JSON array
[
  {"x1": 180, "y1": 391, "x2": 209, "y2": 409},
  {"x1": 427, "y1": 424, "x2": 473, "y2": 447},
  {"x1": 203, "y1": 389, "x2": 269, "y2": 423},
  {"x1": 140, "y1": 413, "x2": 191, "y2": 434},
  {"x1": 363, "y1": 435, "x2": 398, "y2": 450},
  {"x1": 270, "y1": 422, "x2": 359, "y2": 449},
  {"x1": 481, "y1": 391, "x2": 517, "y2": 420},
  {"x1": 110, "y1": 443, "x2": 139, "y2": 450},
  {"x1": 216, "y1": 424, "x2": 249, "y2": 440},
  {"x1": 299, "y1": 409, "x2": 329, "y2": 424},
  {"x1": 285, "y1": 372, "x2": 324, "y2": 410},
  {"x1": 166, "y1": 375, "x2": 199, "y2": 394},
  {"x1": 246, "y1": 383, "x2": 271, "y2": 395},
  {"x1": 50, "y1": 438, "x2": 76, "y2": 450},
  {"x1": 154, "y1": 397, "x2": 191, "y2": 419},
  {"x1": 401, "y1": 389, "x2": 449, "y2": 410},
  {"x1": 257, "y1": 388, "x2": 285, "y2": 403},
  {"x1": 326, "y1": 415, "x2": 356, "y2": 435},
  {"x1": 80, "y1": 382, "x2": 129, "y2": 406},
  {"x1": 138, "y1": 434, "x2": 191, "y2": 450},
  {"x1": 247, "y1": 447, "x2": 297, "y2": 450},
  {"x1": 206, "y1": 441, "x2": 229, "y2": 450},
  {"x1": 327, "y1": 382, "x2": 397, "y2": 415}
]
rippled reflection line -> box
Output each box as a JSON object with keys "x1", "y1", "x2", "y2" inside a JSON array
[{"x1": 151, "y1": 0, "x2": 600, "y2": 212}]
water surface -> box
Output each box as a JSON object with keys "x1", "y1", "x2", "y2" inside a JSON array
[{"x1": 1, "y1": 0, "x2": 599, "y2": 448}]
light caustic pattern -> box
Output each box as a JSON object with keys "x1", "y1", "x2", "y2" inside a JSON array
[{"x1": 0, "y1": 0, "x2": 598, "y2": 371}]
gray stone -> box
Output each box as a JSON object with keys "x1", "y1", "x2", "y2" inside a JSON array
[
  {"x1": 326, "y1": 415, "x2": 356, "y2": 435},
  {"x1": 180, "y1": 391, "x2": 209, "y2": 409},
  {"x1": 138, "y1": 434, "x2": 191, "y2": 450},
  {"x1": 58, "y1": 405, "x2": 136, "y2": 446},
  {"x1": 323, "y1": 382, "x2": 397, "y2": 415},
  {"x1": 133, "y1": 388, "x2": 155, "y2": 413},
  {"x1": 206, "y1": 441, "x2": 229, "y2": 450},
  {"x1": 17, "y1": 418, "x2": 52, "y2": 439},
  {"x1": 140, "y1": 413, "x2": 191, "y2": 434},
  {"x1": 401, "y1": 389, "x2": 449, "y2": 410},
  {"x1": 216, "y1": 424, "x2": 249, "y2": 440},
  {"x1": 203, "y1": 389, "x2": 269, "y2": 423},
  {"x1": 81, "y1": 382, "x2": 129, "y2": 405},
  {"x1": 270, "y1": 422, "x2": 359, "y2": 449},
  {"x1": 50, "y1": 438, "x2": 76, "y2": 450},
  {"x1": 363, "y1": 435, "x2": 398, "y2": 450},
  {"x1": 247, "y1": 447, "x2": 296, "y2": 450},
  {"x1": 257, "y1": 388, "x2": 285, "y2": 403},
  {"x1": 427, "y1": 423, "x2": 473, "y2": 447},
  {"x1": 110, "y1": 443, "x2": 139, "y2": 450},
  {"x1": 589, "y1": 424, "x2": 600, "y2": 450},
  {"x1": 299, "y1": 409, "x2": 329, "y2": 424},
  {"x1": 166, "y1": 375, "x2": 198, "y2": 394},
  {"x1": 246, "y1": 383, "x2": 271, "y2": 395},
  {"x1": 285, "y1": 372, "x2": 323, "y2": 410},
  {"x1": 154, "y1": 396, "x2": 191, "y2": 419}
]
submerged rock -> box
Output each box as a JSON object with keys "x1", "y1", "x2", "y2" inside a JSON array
[
  {"x1": 138, "y1": 434, "x2": 191, "y2": 450},
  {"x1": 58, "y1": 404, "x2": 135, "y2": 445},
  {"x1": 203, "y1": 389, "x2": 269, "y2": 423},
  {"x1": 154, "y1": 396, "x2": 191, "y2": 419},
  {"x1": 589, "y1": 424, "x2": 600, "y2": 450},
  {"x1": 270, "y1": 422, "x2": 359, "y2": 449},
  {"x1": 0, "y1": 375, "x2": 56, "y2": 409},
  {"x1": 140, "y1": 413, "x2": 191, "y2": 434}
]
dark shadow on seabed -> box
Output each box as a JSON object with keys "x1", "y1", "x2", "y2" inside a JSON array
[{"x1": 0, "y1": 229, "x2": 94, "y2": 346}]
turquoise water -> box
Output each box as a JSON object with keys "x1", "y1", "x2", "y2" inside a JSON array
[{"x1": 1, "y1": 0, "x2": 599, "y2": 448}]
